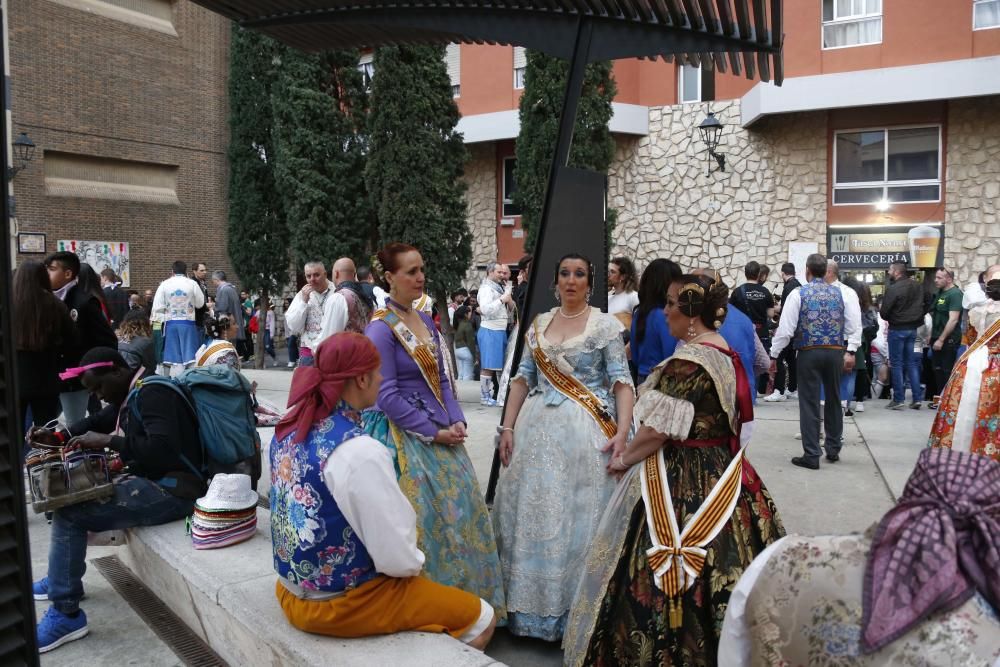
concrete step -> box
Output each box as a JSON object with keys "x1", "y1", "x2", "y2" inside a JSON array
[{"x1": 122, "y1": 509, "x2": 506, "y2": 667}]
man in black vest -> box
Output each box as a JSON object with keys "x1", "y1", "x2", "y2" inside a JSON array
[{"x1": 45, "y1": 251, "x2": 118, "y2": 423}]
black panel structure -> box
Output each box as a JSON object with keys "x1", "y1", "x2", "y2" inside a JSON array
[{"x1": 0, "y1": 8, "x2": 41, "y2": 664}]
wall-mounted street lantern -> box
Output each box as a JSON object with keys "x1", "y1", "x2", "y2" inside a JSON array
[
  {"x1": 697, "y1": 112, "x2": 725, "y2": 175},
  {"x1": 8, "y1": 132, "x2": 36, "y2": 181}
]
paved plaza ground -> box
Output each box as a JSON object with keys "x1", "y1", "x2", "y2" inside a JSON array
[{"x1": 30, "y1": 362, "x2": 933, "y2": 666}]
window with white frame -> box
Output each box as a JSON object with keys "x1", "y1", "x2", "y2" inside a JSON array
[
  {"x1": 502, "y1": 157, "x2": 522, "y2": 217},
  {"x1": 822, "y1": 0, "x2": 882, "y2": 49},
  {"x1": 833, "y1": 126, "x2": 941, "y2": 205},
  {"x1": 445, "y1": 43, "x2": 461, "y2": 97},
  {"x1": 358, "y1": 53, "x2": 374, "y2": 92},
  {"x1": 678, "y1": 64, "x2": 701, "y2": 103},
  {"x1": 974, "y1": 0, "x2": 1000, "y2": 29},
  {"x1": 513, "y1": 47, "x2": 527, "y2": 89}
]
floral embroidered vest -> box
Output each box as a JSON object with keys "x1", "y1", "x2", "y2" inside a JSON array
[
  {"x1": 336, "y1": 285, "x2": 372, "y2": 335},
  {"x1": 270, "y1": 405, "x2": 378, "y2": 593},
  {"x1": 794, "y1": 279, "x2": 845, "y2": 350}
]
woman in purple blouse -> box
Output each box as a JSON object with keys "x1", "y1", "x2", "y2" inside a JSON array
[{"x1": 363, "y1": 243, "x2": 506, "y2": 619}]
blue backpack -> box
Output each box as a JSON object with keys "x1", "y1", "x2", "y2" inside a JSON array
[{"x1": 128, "y1": 366, "x2": 262, "y2": 487}]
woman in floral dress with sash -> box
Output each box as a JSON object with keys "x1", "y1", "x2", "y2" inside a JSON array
[
  {"x1": 363, "y1": 243, "x2": 505, "y2": 618},
  {"x1": 564, "y1": 274, "x2": 785, "y2": 666},
  {"x1": 928, "y1": 274, "x2": 1000, "y2": 461},
  {"x1": 493, "y1": 253, "x2": 634, "y2": 641}
]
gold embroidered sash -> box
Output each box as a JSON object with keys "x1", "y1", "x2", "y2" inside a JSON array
[
  {"x1": 957, "y1": 316, "x2": 1000, "y2": 367},
  {"x1": 197, "y1": 341, "x2": 236, "y2": 367},
  {"x1": 373, "y1": 309, "x2": 447, "y2": 412},
  {"x1": 640, "y1": 442, "x2": 746, "y2": 627},
  {"x1": 530, "y1": 320, "x2": 617, "y2": 440}
]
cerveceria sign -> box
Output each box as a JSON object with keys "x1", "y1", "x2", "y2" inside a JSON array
[{"x1": 828, "y1": 224, "x2": 944, "y2": 269}]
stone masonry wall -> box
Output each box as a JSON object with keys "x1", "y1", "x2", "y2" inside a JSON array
[
  {"x1": 608, "y1": 100, "x2": 828, "y2": 288},
  {"x1": 944, "y1": 96, "x2": 1000, "y2": 285},
  {"x1": 462, "y1": 142, "x2": 498, "y2": 288}
]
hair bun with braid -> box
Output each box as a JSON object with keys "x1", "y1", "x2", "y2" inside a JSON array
[{"x1": 677, "y1": 274, "x2": 730, "y2": 330}]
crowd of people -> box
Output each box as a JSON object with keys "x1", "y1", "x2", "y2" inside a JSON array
[{"x1": 12, "y1": 244, "x2": 1000, "y2": 663}]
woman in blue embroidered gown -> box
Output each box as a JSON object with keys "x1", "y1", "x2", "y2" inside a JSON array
[
  {"x1": 492, "y1": 254, "x2": 635, "y2": 641},
  {"x1": 363, "y1": 243, "x2": 506, "y2": 618}
]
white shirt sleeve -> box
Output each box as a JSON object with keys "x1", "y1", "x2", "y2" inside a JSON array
[
  {"x1": 841, "y1": 285, "x2": 862, "y2": 352},
  {"x1": 321, "y1": 292, "x2": 349, "y2": 338},
  {"x1": 769, "y1": 289, "x2": 800, "y2": 358},
  {"x1": 477, "y1": 284, "x2": 507, "y2": 321},
  {"x1": 323, "y1": 435, "x2": 425, "y2": 578},
  {"x1": 284, "y1": 294, "x2": 307, "y2": 336},
  {"x1": 718, "y1": 536, "x2": 789, "y2": 667}
]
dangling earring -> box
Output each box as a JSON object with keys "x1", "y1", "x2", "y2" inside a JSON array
[
  {"x1": 586, "y1": 288, "x2": 593, "y2": 303},
  {"x1": 554, "y1": 288, "x2": 561, "y2": 304},
  {"x1": 687, "y1": 318, "x2": 697, "y2": 340}
]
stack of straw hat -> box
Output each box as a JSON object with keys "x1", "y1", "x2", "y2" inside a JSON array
[{"x1": 191, "y1": 473, "x2": 258, "y2": 550}]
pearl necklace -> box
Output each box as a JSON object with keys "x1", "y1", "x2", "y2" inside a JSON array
[
  {"x1": 559, "y1": 305, "x2": 589, "y2": 319},
  {"x1": 686, "y1": 331, "x2": 715, "y2": 345}
]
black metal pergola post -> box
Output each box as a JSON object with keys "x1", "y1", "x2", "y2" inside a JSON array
[{"x1": 0, "y1": 5, "x2": 42, "y2": 662}]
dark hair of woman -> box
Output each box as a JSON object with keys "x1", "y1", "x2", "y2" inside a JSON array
[
  {"x1": 12, "y1": 260, "x2": 71, "y2": 351},
  {"x1": 610, "y1": 256, "x2": 639, "y2": 293},
  {"x1": 117, "y1": 309, "x2": 152, "y2": 341},
  {"x1": 551, "y1": 253, "x2": 595, "y2": 289},
  {"x1": 76, "y1": 263, "x2": 108, "y2": 310},
  {"x1": 674, "y1": 273, "x2": 730, "y2": 330},
  {"x1": 842, "y1": 275, "x2": 872, "y2": 311},
  {"x1": 204, "y1": 314, "x2": 233, "y2": 340},
  {"x1": 452, "y1": 304, "x2": 471, "y2": 330},
  {"x1": 377, "y1": 242, "x2": 420, "y2": 275},
  {"x1": 635, "y1": 258, "x2": 682, "y2": 344},
  {"x1": 986, "y1": 279, "x2": 1000, "y2": 302}
]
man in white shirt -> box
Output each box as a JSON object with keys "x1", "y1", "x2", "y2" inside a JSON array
[
  {"x1": 151, "y1": 260, "x2": 205, "y2": 376},
  {"x1": 270, "y1": 333, "x2": 496, "y2": 648},
  {"x1": 825, "y1": 260, "x2": 862, "y2": 413},
  {"x1": 284, "y1": 260, "x2": 353, "y2": 366},
  {"x1": 476, "y1": 262, "x2": 513, "y2": 406},
  {"x1": 770, "y1": 254, "x2": 853, "y2": 469}
]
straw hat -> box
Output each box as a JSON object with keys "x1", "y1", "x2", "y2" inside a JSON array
[{"x1": 195, "y1": 473, "x2": 258, "y2": 512}]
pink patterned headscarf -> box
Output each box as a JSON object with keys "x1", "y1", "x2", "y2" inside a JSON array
[{"x1": 861, "y1": 448, "x2": 1000, "y2": 653}]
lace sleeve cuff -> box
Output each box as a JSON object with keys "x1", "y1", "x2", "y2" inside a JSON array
[{"x1": 633, "y1": 391, "x2": 694, "y2": 440}]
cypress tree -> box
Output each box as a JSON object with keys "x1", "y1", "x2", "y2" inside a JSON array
[
  {"x1": 513, "y1": 52, "x2": 617, "y2": 250},
  {"x1": 227, "y1": 26, "x2": 289, "y2": 368},
  {"x1": 365, "y1": 45, "x2": 470, "y2": 318},
  {"x1": 271, "y1": 47, "x2": 374, "y2": 266}
]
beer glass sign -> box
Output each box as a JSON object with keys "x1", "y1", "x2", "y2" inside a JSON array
[
  {"x1": 907, "y1": 226, "x2": 942, "y2": 268},
  {"x1": 827, "y1": 224, "x2": 944, "y2": 269}
]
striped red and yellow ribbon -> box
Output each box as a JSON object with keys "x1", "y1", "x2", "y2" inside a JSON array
[{"x1": 640, "y1": 443, "x2": 745, "y2": 627}]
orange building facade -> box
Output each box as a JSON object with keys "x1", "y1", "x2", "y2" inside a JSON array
[{"x1": 452, "y1": 0, "x2": 1000, "y2": 293}]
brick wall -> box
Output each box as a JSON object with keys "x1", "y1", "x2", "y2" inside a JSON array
[{"x1": 8, "y1": 0, "x2": 233, "y2": 293}]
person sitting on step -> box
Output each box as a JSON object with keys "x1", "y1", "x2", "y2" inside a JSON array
[
  {"x1": 269, "y1": 332, "x2": 497, "y2": 649},
  {"x1": 28, "y1": 347, "x2": 206, "y2": 653}
]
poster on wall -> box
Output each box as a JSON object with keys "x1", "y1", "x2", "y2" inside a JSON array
[
  {"x1": 788, "y1": 241, "x2": 819, "y2": 285},
  {"x1": 827, "y1": 223, "x2": 944, "y2": 270},
  {"x1": 57, "y1": 240, "x2": 131, "y2": 286}
]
